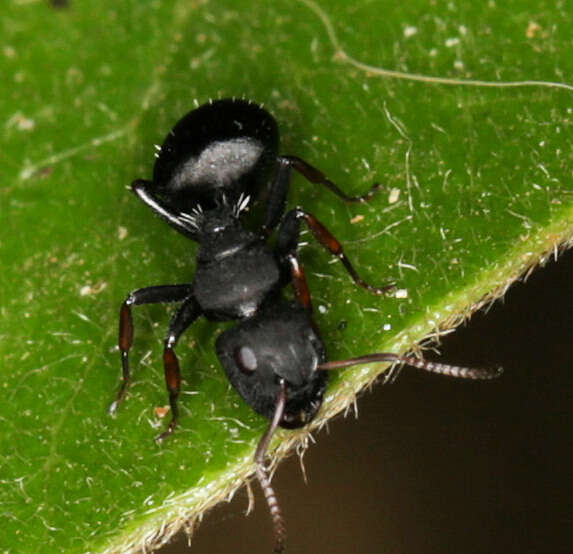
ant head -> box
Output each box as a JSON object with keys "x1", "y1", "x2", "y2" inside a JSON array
[{"x1": 216, "y1": 301, "x2": 328, "y2": 428}]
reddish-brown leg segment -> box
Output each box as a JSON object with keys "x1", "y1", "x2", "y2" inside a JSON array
[
  {"x1": 110, "y1": 284, "x2": 193, "y2": 415},
  {"x1": 156, "y1": 296, "x2": 201, "y2": 441},
  {"x1": 263, "y1": 155, "x2": 384, "y2": 233},
  {"x1": 284, "y1": 254, "x2": 313, "y2": 312},
  {"x1": 282, "y1": 155, "x2": 383, "y2": 203},
  {"x1": 276, "y1": 208, "x2": 395, "y2": 296}
]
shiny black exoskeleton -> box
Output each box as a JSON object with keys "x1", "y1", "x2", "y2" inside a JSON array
[
  {"x1": 111, "y1": 99, "x2": 501, "y2": 553},
  {"x1": 111, "y1": 99, "x2": 392, "y2": 436},
  {"x1": 217, "y1": 300, "x2": 327, "y2": 429}
]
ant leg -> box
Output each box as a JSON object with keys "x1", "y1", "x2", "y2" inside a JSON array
[
  {"x1": 255, "y1": 379, "x2": 288, "y2": 554},
  {"x1": 263, "y1": 156, "x2": 384, "y2": 234},
  {"x1": 284, "y1": 254, "x2": 313, "y2": 312},
  {"x1": 281, "y1": 155, "x2": 383, "y2": 203},
  {"x1": 276, "y1": 208, "x2": 395, "y2": 296},
  {"x1": 110, "y1": 284, "x2": 193, "y2": 414},
  {"x1": 156, "y1": 296, "x2": 202, "y2": 442}
]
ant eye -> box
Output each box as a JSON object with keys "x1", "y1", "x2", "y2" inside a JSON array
[{"x1": 235, "y1": 346, "x2": 257, "y2": 373}]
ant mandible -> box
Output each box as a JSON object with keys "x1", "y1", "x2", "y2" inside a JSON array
[{"x1": 110, "y1": 98, "x2": 501, "y2": 553}]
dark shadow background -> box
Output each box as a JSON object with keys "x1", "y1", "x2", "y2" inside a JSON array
[{"x1": 162, "y1": 247, "x2": 573, "y2": 554}]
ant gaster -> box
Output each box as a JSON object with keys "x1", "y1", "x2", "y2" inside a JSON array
[{"x1": 111, "y1": 98, "x2": 501, "y2": 553}]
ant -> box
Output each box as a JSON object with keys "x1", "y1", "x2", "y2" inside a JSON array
[{"x1": 110, "y1": 98, "x2": 502, "y2": 553}]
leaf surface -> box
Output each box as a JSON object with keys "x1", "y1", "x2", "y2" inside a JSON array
[{"x1": 1, "y1": 1, "x2": 571, "y2": 552}]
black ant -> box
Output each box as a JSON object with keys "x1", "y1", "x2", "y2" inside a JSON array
[{"x1": 110, "y1": 98, "x2": 501, "y2": 553}]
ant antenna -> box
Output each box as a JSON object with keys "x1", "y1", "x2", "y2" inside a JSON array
[
  {"x1": 319, "y1": 353, "x2": 502, "y2": 380},
  {"x1": 255, "y1": 379, "x2": 288, "y2": 553}
]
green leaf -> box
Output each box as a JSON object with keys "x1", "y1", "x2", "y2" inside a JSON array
[{"x1": 1, "y1": 1, "x2": 571, "y2": 552}]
